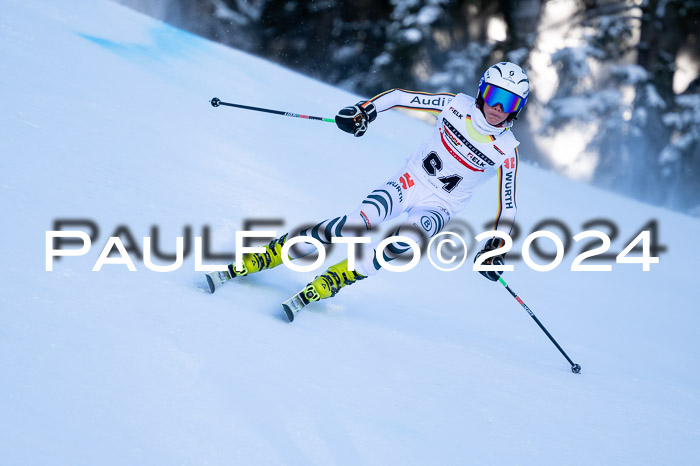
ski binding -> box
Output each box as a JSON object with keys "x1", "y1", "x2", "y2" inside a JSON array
[
  {"x1": 281, "y1": 284, "x2": 320, "y2": 322},
  {"x1": 205, "y1": 269, "x2": 232, "y2": 293}
]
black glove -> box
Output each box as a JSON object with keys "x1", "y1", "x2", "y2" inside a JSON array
[
  {"x1": 335, "y1": 101, "x2": 377, "y2": 137},
  {"x1": 474, "y1": 237, "x2": 506, "y2": 281}
]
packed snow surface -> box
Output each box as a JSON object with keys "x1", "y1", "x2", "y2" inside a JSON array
[{"x1": 1, "y1": 1, "x2": 699, "y2": 465}]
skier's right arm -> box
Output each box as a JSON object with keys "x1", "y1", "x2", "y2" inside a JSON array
[
  {"x1": 368, "y1": 89, "x2": 456, "y2": 115},
  {"x1": 335, "y1": 89, "x2": 455, "y2": 137}
]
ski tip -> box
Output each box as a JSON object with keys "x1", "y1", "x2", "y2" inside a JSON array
[
  {"x1": 281, "y1": 304, "x2": 295, "y2": 322},
  {"x1": 205, "y1": 274, "x2": 216, "y2": 294}
]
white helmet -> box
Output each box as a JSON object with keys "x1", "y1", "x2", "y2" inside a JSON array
[{"x1": 477, "y1": 62, "x2": 530, "y2": 121}]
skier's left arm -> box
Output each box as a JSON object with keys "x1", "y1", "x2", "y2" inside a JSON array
[
  {"x1": 474, "y1": 148, "x2": 519, "y2": 281},
  {"x1": 493, "y1": 147, "x2": 519, "y2": 237}
]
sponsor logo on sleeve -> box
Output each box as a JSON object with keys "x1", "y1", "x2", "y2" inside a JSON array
[
  {"x1": 503, "y1": 171, "x2": 515, "y2": 209},
  {"x1": 410, "y1": 95, "x2": 451, "y2": 107}
]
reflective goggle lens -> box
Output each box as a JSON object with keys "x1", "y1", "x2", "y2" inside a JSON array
[{"x1": 481, "y1": 84, "x2": 524, "y2": 113}]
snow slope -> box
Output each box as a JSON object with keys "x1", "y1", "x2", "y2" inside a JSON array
[{"x1": 1, "y1": 1, "x2": 699, "y2": 465}]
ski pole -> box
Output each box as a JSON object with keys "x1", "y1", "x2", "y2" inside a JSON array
[
  {"x1": 210, "y1": 97, "x2": 336, "y2": 123},
  {"x1": 498, "y1": 277, "x2": 581, "y2": 374}
]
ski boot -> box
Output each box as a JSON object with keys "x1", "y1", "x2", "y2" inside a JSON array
[
  {"x1": 281, "y1": 258, "x2": 366, "y2": 321},
  {"x1": 205, "y1": 234, "x2": 288, "y2": 293}
]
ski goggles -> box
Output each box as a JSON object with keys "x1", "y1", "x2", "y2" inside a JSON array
[{"x1": 479, "y1": 83, "x2": 526, "y2": 113}]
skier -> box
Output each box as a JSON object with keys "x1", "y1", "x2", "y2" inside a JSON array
[{"x1": 208, "y1": 62, "x2": 529, "y2": 319}]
